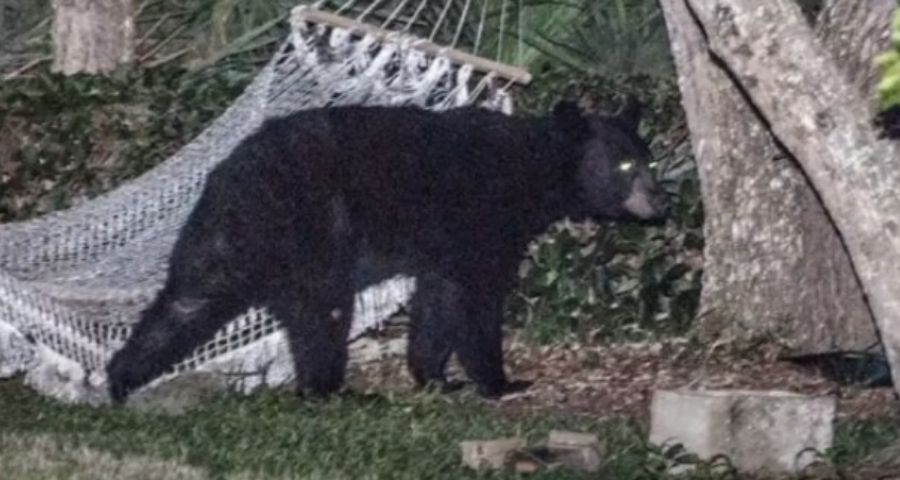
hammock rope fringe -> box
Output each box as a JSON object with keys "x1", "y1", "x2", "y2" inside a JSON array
[{"x1": 0, "y1": 1, "x2": 529, "y2": 403}]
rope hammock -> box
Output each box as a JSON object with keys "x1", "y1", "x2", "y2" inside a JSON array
[{"x1": 0, "y1": 0, "x2": 531, "y2": 403}]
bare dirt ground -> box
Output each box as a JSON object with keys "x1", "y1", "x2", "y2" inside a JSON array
[
  {"x1": 501, "y1": 340, "x2": 898, "y2": 423},
  {"x1": 348, "y1": 335, "x2": 898, "y2": 423}
]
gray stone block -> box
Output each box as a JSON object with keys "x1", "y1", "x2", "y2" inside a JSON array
[
  {"x1": 649, "y1": 389, "x2": 835, "y2": 474},
  {"x1": 460, "y1": 438, "x2": 526, "y2": 470}
]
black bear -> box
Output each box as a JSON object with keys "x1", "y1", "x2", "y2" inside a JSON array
[{"x1": 106, "y1": 100, "x2": 669, "y2": 401}]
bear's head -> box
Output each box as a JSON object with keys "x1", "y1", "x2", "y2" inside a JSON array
[{"x1": 554, "y1": 99, "x2": 670, "y2": 222}]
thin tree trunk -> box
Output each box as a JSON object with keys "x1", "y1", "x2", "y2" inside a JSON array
[
  {"x1": 682, "y1": 0, "x2": 900, "y2": 392},
  {"x1": 52, "y1": 0, "x2": 134, "y2": 75},
  {"x1": 660, "y1": 0, "x2": 877, "y2": 353}
]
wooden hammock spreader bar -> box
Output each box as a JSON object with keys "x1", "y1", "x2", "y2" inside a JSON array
[{"x1": 295, "y1": 7, "x2": 532, "y2": 85}]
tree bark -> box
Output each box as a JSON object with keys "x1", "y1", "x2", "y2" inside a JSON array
[
  {"x1": 52, "y1": 0, "x2": 134, "y2": 75},
  {"x1": 681, "y1": 0, "x2": 900, "y2": 392},
  {"x1": 661, "y1": 0, "x2": 877, "y2": 353},
  {"x1": 815, "y1": 0, "x2": 895, "y2": 98}
]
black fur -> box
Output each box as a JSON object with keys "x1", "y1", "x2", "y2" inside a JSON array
[{"x1": 106, "y1": 102, "x2": 669, "y2": 401}]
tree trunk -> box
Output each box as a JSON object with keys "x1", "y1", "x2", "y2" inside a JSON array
[
  {"x1": 660, "y1": 0, "x2": 877, "y2": 353},
  {"x1": 52, "y1": 0, "x2": 134, "y2": 75},
  {"x1": 815, "y1": 0, "x2": 895, "y2": 97},
  {"x1": 678, "y1": 0, "x2": 900, "y2": 392}
]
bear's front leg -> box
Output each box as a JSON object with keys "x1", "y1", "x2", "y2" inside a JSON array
[
  {"x1": 271, "y1": 229, "x2": 355, "y2": 398},
  {"x1": 273, "y1": 283, "x2": 354, "y2": 397},
  {"x1": 407, "y1": 272, "x2": 460, "y2": 392},
  {"x1": 453, "y1": 290, "x2": 530, "y2": 398}
]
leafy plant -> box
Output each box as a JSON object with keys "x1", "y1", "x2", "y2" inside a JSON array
[
  {"x1": 133, "y1": 0, "x2": 291, "y2": 70},
  {"x1": 510, "y1": 175, "x2": 702, "y2": 344},
  {"x1": 0, "y1": 64, "x2": 256, "y2": 221},
  {"x1": 875, "y1": 7, "x2": 900, "y2": 138},
  {"x1": 0, "y1": 0, "x2": 296, "y2": 221},
  {"x1": 828, "y1": 418, "x2": 900, "y2": 470},
  {"x1": 510, "y1": 71, "x2": 702, "y2": 344},
  {"x1": 875, "y1": 8, "x2": 900, "y2": 110},
  {"x1": 0, "y1": 0, "x2": 291, "y2": 76},
  {"x1": 522, "y1": 0, "x2": 674, "y2": 78}
]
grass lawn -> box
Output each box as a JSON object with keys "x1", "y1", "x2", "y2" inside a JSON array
[
  {"x1": 3, "y1": 349, "x2": 900, "y2": 480},
  {"x1": 0, "y1": 378, "x2": 749, "y2": 480}
]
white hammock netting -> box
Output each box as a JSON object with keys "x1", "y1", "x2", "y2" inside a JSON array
[{"x1": 0, "y1": 2, "x2": 528, "y2": 403}]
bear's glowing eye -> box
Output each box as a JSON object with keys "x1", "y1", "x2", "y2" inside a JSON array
[
  {"x1": 648, "y1": 161, "x2": 659, "y2": 169},
  {"x1": 619, "y1": 161, "x2": 634, "y2": 172}
]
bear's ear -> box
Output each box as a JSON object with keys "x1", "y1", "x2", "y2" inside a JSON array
[
  {"x1": 614, "y1": 95, "x2": 643, "y2": 130},
  {"x1": 552, "y1": 100, "x2": 589, "y2": 139}
]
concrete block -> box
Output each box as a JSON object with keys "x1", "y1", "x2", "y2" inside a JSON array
[
  {"x1": 546, "y1": 430, "x2": 603, "y2": 472},
  {"x1": 548, "y1": 430, "x2": 601, "y2": 449},
  {"x1": 649, "y1": 389, "x2": 835, "y2": 474},
  {"x1": 460, "y1": 438, "x2": 525, "y2": 470}
]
